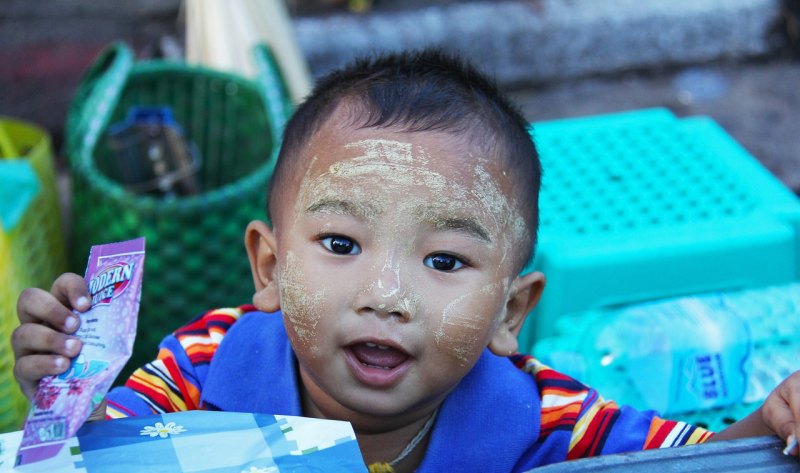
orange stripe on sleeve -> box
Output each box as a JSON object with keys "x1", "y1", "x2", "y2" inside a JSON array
[{"x1": 161, "y1": 355, "x2": 200, "y2": 411}]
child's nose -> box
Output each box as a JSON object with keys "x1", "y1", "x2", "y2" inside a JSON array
[
  {"x1": 355, "y1": 258, "x2": 412, "y2": 321},
  {"x1": 376, "y1": 259, "x2": 401, "y2": 299}
]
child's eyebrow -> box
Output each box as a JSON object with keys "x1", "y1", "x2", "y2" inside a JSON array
[
  {"x1": 424, "y1": 214, "x2": 492, "y2": 243},
  {"x1": 305, "y1": 198, "x2": 382, "y2": 220}
]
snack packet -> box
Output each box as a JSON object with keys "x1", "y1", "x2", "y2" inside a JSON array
[{"x1": 16, "y1": 237, "x2": 145, "y2": 466}]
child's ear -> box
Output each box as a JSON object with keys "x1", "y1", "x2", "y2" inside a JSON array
[
  {"x1": 245, "y1": 220, "x2": 281, "y2": 313},
  {"x1": 488, "y1": 271, "x2": 545, "y2": 357}
]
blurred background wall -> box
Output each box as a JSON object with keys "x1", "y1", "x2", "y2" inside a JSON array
[
  {"x1": 2, "y1": 0, "x2": 797, "y2": 149},
  {"x1": 1, "y1": 0, "x2": 182, "y2": 146}
]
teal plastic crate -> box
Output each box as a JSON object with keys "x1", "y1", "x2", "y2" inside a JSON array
[
  {"x1": 518, "y1": 109, "x2": 800, "y2": 351},
  {"x1": 679, "y1": 401, "x2": 762, "y2": 433}
]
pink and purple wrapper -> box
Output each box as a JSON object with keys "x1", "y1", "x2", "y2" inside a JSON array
[{"x1": 16, "y1": 237, "x2": 144, "y2": 466}]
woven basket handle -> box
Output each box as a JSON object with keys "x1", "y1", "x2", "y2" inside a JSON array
[
  {"x1": 251, "y1": 43, "x2": 294, "y2": 141},
  {"x1": 64, "y1": 42, "x2": 134, "y2": 166}
]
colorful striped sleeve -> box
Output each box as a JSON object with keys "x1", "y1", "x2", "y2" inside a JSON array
[
  {"x1": 105, "y1": 306, "x2": 254, "y2": 419},
  {"x1": 511, "y1": 354, "x2": 713, "y2": 461},
  {"x1": 642, "y1": 417, "x2": 714, "y2": 449}
]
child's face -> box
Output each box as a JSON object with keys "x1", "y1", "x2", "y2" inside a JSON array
[{"x1": 248, "y1": 116, "x2": 543, "y2": 422}]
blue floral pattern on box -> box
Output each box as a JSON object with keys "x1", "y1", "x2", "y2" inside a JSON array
[{"x1": 0, "y1": 411, "x2": 366, "y2": 472}]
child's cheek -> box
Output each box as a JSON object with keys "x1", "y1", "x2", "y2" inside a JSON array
[
  {"x1": 432, "y1": 282, "x2": 505, "y2": 367},
  {"x1": 278, "y1": 251, "x2": 327, "y2": 355}
]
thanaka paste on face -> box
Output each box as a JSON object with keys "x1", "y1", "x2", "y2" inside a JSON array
[
  {"x1": 433, "y1": 279, "x2": 509, "y2": 365},
  {"x1": 377, "y1": 250, "x2": 402, "y2": 299},
  {"x1": 279, "y1": 136, "x2": 527, "y2": 362},
  {"x1": 278, "y1": 251, "x2": 326, "y2": 354}
]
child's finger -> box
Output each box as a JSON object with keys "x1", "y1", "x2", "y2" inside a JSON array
[
  {"x1": 13, "y1": 353, "x2": 72, "y2": 399},
  {"x1": 783, "y1": 434, "x2": 798, "y2": 457},
  {"x1": 17, "y1": 287, "x2": 82, "y2": 334},
  {"x1": 775, "y1": 371, "x2": 800, "y2": 458},
  {"x1": 11, "y1": 322, "x2": 82, "y2": 359},
  {"x1": 784, "y1": 372, "x2": 800, "y2": 437},
  {"x1": 50, "y1": 272, "x2": 91, "y2": 313}
]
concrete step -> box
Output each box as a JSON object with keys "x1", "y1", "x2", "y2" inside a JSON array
[{"x1": 294, "y1": 0, "x2": 783, "y2": 88}]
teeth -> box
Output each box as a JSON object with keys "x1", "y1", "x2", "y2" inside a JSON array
[
  {"x1": 365, "y1": 342, "x2": 390, "y2": 350},
  {"x1": 366, "y1": 342, "x2": 377, "y2": 348}
]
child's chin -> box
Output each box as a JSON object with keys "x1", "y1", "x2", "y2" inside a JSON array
[
  {"x1": 335, "y1": 381, "x2": 424, "y2": 418},
  {"x1": 342, "y1": 393, "x2": 421, "y2": 420}
]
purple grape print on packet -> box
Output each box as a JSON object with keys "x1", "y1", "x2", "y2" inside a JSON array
[{"x1": 16, "y1": 238, "x2": 144, "y2": 466}]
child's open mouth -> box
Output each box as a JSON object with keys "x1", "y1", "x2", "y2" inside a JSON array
[{"x1": 344, "y1": 341, "x2": 412, "y2": 388}]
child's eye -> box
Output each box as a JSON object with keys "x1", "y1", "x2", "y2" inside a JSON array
[
  {"x1": 423, "y1": 254, "x2": 465, "y2": 271},
  {"x1": 320, "y1": 235, "x2": 362, "y2": 255}
]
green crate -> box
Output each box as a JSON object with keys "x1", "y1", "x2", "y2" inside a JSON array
[
  {"x1": 518, "y1": 109, "x2": 800, "y2": 351},
  {"x1": 64, "y1": 42, "x2": 292, "y2": 376}
]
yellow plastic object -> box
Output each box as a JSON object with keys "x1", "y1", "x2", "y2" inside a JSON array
[
  {"x1": 0, "y1": 121, "x2": 19, "y2": 157},
  {"x1": 0, "y1": 118, "x2": 68, "y2": 433},
  {"x1": 0, "y1": 229, "x2": 29, "y2": 433}
]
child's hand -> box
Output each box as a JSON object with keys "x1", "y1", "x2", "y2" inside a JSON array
[
  {"x1": 12, "y1": 273, "x2": 89, "y2": 402},
  {"x1": 711, "y1": 370, "x2": 800, "y2": 459},
  {"x1": 761, "y1": 370, "x2": 800, "y2": 457}
]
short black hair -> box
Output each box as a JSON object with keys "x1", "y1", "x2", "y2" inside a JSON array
[{"x1": 267, "y1": 48, "x2": 541, "y2": 269}]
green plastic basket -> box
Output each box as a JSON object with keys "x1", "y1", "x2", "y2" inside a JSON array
[
  {"x1": 64, "y1": 42, "x2": 292, "y2": 377},
  {"x1": 0, "y1": 117, "x2": 67, "y2": 432}
]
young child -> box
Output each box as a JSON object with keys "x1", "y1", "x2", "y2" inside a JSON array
[{"x1": 12, "y1": 49, "x2": 800, "y2": 472}]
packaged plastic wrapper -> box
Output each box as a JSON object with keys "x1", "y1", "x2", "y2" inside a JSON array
[{"x1": 16, "y1": 238, "x2": 145, "y2": 466}]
